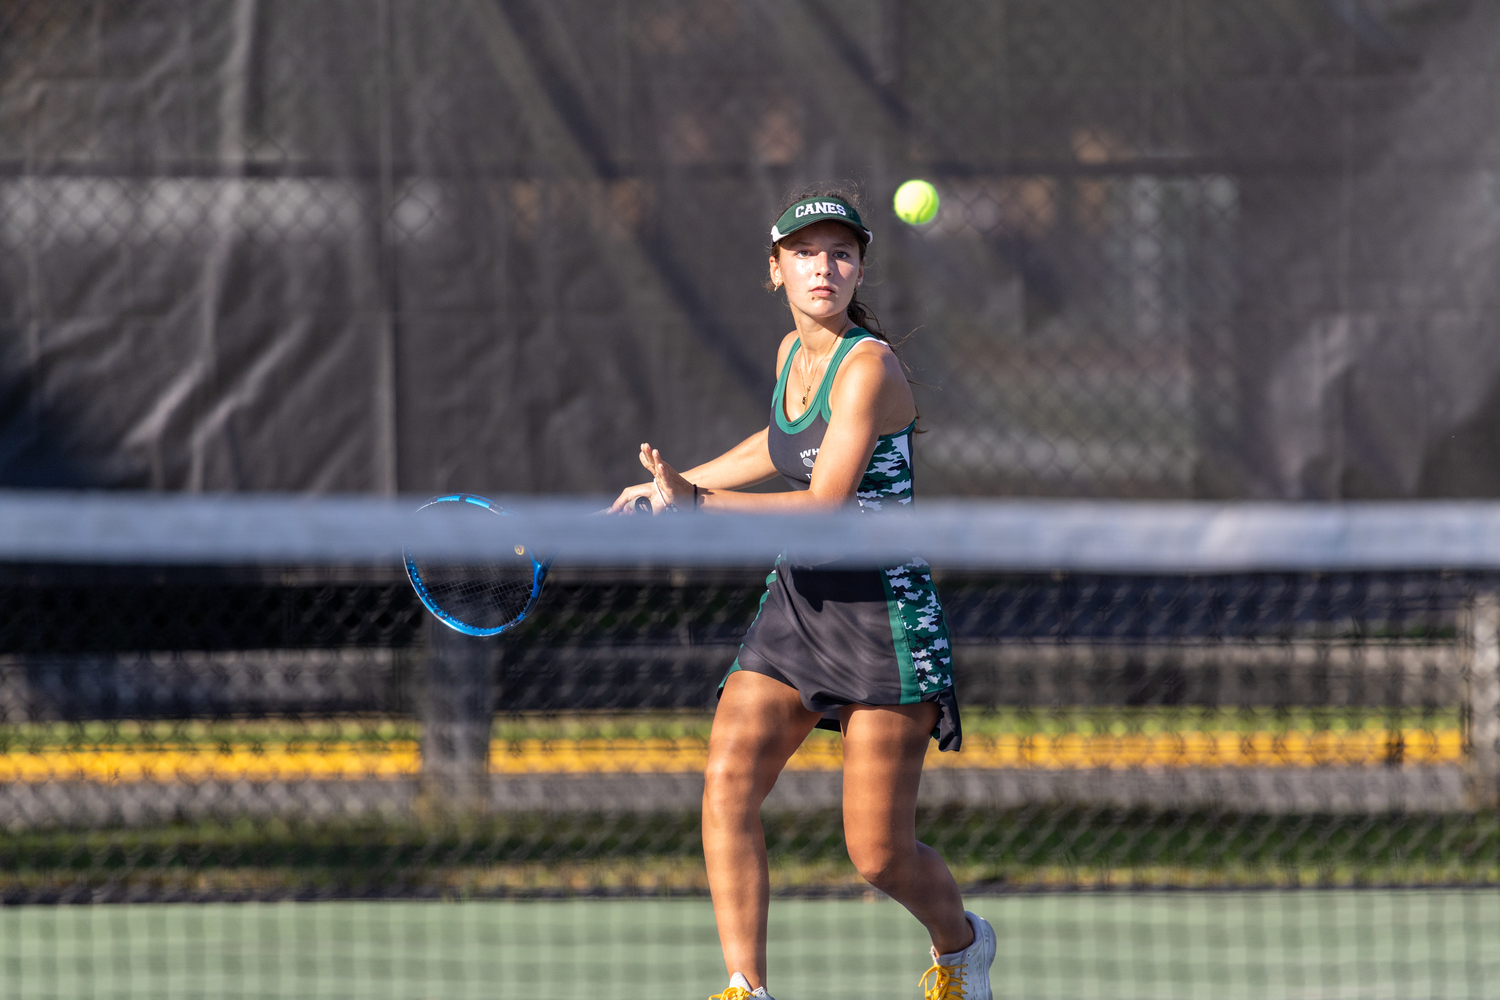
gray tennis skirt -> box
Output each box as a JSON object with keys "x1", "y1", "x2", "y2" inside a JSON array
[{"x1": 721, "y1": 558, "x2": 961, "y2": 751}]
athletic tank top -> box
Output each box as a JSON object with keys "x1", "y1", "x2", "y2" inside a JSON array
[{"x1": 767, "y1": 329, "x2": 915, "y2": 512}]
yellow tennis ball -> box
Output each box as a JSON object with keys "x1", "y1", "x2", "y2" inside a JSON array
[{"x1": 893, "y1": 179, "x2": 939, "y2": 225}]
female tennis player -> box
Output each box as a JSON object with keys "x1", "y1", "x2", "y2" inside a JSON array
[{"x1": 610, "y1": 188, "x2": 993, "y2": 1000}]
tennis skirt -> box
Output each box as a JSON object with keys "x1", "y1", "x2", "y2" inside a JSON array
[{"x1": 722, "y1": 558, "x2": 961, "y2": 751}]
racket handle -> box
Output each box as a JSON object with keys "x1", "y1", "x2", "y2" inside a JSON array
[{"x1": 634, "y1": 495, "x2": 652, "y2": 514}]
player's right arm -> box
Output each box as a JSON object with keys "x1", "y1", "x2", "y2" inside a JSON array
[{"x1": 607, "y1": 332, "x2": 795, "y2": 512}]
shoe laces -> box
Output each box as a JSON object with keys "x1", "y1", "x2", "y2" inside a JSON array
[
  {"x1": 919, "y1": 960, "x2": 968, "y2": 1000},
  {"x1": 708, "y1": 988, "x2": 753, "y2": 1000}
]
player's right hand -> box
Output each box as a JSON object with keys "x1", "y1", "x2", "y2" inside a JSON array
[{"x1": 608, "y1": 482, "x2": 659, "y2": 514}]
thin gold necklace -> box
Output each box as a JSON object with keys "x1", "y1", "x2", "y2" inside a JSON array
[{"x1": 797, "y1": 332, "x2": 842, "y2": 409}]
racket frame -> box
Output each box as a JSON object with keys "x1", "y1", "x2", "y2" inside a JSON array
[{"x1": 403, "y1": 493, "x2": 550, "y2": 636}]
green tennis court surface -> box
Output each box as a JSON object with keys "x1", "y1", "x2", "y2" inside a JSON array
[{"x1": 4, "y1": 892, "x2": 1496, "y2": 1000}]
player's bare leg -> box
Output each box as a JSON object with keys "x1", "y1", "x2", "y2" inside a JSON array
[
  {"x1": 838, "y1": 703, "x2": 971, "y2": 953},
  {"x1": 703, "y1": 670, "x2": 822, "y2": 990}
]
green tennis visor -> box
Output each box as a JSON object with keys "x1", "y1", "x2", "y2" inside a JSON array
[{"x1": 770, "y1": 196, "x2": 873, "y2": 245}]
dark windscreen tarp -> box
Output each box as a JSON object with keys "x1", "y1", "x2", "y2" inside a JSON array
[{"x1": 1, "y1": 0, "x2": 1496, "y2": 499}]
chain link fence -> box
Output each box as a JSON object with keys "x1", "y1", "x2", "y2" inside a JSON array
[{"x1": 3, "y1": 0, "x2": 1498, "y2": 498}]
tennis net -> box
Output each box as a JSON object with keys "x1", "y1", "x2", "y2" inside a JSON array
[{"x1": 1, "y1": 493, "x2": 1498, "y2": 1000}]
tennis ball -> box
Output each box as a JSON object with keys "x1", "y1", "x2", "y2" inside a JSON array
[{"x1": 893, "y1": 179, "x2": 940, "y2": 225}]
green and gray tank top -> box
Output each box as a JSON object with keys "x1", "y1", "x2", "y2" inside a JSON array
[{"x1": 767, "y1": 329, "x2": 915, "y2": 512}]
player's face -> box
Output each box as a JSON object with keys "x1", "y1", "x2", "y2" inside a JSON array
[{"x1": 769, "y1": 221, "x2": 864, "y2": 324}]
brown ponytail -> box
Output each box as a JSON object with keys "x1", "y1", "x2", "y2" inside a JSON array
[{"x1": 844, "y1": 292, "x2": 888, "y2": 345}]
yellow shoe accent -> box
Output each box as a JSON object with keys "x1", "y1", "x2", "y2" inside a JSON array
[
  {"x1": 920, "y1": 960, "x2": 968, "y2": 1000},
  {"x1": 707, "y1": 988, "x2": 753, "y2": 1000}
]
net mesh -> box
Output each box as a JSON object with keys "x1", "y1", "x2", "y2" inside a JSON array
[{"x1": 3, "y1": 499, "x2": 1499, "y2": 999}]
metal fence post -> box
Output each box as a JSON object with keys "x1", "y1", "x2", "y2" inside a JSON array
[
  {"x1": 421, "y1": 619, "x2": 494, "y2": 816},
  {"x1": 1464, "y1": 592, "x2": 1500, "y2": 811}
]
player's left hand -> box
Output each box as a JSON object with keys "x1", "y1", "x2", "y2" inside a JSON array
[{"x1": 638, "y1": 443, "x2": 695, "y2": 513}]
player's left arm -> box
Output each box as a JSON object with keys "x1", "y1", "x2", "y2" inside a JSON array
[{"x1": 642, "y1": 342, "x2": 912, "y2": 513}]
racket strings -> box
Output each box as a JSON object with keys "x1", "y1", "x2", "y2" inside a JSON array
[{"x1": 414, "y1": 561, "x2": 535, "y2": 630}]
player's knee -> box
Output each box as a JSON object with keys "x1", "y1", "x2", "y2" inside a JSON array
[
  {"x1": 846, "y1": 840, "x2": 905, "y2": 890},
  {"x1": 702, "y1": 758, "x2": 761, "y2": 818}
]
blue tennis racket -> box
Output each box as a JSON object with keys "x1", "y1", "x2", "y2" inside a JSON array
[{"x1": 403, "y1": 493, "x2": 552, "y2": 636}]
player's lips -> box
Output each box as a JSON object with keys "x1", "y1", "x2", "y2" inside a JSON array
[{"x1": 808, "y1": 284, "x2": 836, "y2": 296}]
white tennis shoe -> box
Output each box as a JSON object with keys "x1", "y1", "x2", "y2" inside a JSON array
[
  {"x1": 708, "y1": 972, "x2": 773, "y2": 1000},
  {"x1": 918, "y1": 911, "x2": 996, "y2": 1000}
]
